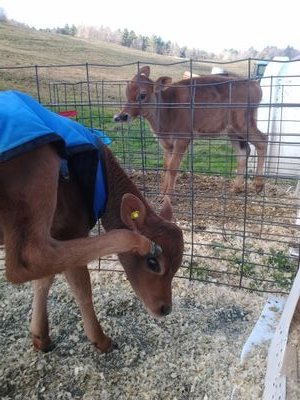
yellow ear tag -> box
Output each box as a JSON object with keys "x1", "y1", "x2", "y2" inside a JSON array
[{"x1": 130, "y1": 210, "x2": 140, "y2": 220}]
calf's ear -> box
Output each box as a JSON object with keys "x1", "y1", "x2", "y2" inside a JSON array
[
  {"x1": 138, "y1": 65, "x2": 150, "y2": 77},
  {"x1": 159, "y1": 195, "x2": 173, "y2": 221},
  {"x1": 120, "y1": 193, "x2": 146, "y2": 231},
  {"x1": 154, "y1": 77, "x2": 172, "y2": 93}
]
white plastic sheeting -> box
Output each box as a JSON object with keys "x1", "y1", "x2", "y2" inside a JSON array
[{"x1": 254, "y1": 58, "x2": 300, "y2": 178}]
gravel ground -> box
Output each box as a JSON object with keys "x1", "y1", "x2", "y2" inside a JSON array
[{"x1": 0, "y1": 259, "x2": 269, "y2": 400}]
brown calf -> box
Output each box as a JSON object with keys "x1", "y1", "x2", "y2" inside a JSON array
[
  {"x1": 0, "y1": 143, "x2": 183, "y2": 352},
  {"x1": 114, "y1": 65, "x2": 267, "y2": 198}
]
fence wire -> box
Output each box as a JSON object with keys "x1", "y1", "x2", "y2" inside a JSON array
[{"x1": 1, "y1": 58, "x2": 300, "y2": 294}]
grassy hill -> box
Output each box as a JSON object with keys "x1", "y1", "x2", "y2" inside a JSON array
[
  {"x1": 0, "y1": 22, "x2": 251, "y2": 92},
  {"x1": 0, "y1": 22, "x2": 199, "y2": 90},
  {"x1": 0, "y1": 22, "x2": 186, "y2": 68}
]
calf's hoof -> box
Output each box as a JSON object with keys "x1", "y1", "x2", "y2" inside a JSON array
[
  {"x1": 93, "y1": 335, "x2": 113, "y2": 353},
  {"x1": 32, "y1": 334, "x2": 55, "y2": 353},
  {"x1": 232, "y1": 184, "x2": 245, "y2": 194},
  {"x1": 254, "y1": 180, "x2": 264, "y2": 194}
]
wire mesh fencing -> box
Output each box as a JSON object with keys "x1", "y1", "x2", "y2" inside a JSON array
[{"x1": 1, "y1": 58, "x2": 300, "y2": 294}]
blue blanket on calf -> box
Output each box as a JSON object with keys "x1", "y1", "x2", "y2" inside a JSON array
[{"x1": 0, "y1": 90, "x2": 111, "y2": 226}]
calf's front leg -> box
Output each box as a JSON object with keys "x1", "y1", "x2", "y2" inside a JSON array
[
  {"x1": 31, "y1": 268, "x2": 112, "y2": 353},
  {"x1": 64, "y1": 267, "x2": 112, "y2": 352}
]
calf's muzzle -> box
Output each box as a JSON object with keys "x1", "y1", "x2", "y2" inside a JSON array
[{"x1": 113, "y1": 113, "x2": 129, "y2": 123}]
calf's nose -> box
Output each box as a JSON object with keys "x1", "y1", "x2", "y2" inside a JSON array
[{"x1": 113, "y1": 113, "x2": 128, "y2": 122}]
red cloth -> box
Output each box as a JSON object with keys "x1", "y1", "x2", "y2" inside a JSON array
[{"x1": 58, "y1": 110, "x2": 77, "y2": 118}]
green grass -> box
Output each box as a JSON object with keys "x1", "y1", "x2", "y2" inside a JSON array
[
  {"x1": 49, "y1": 94, "x2": 236, "y2": 174},
  {"x1": 47, "y1": 103, "x2": 236, "y2": 175},
  {"x1": 110, "y1": 123, "x2": 236, "y2": 175}
]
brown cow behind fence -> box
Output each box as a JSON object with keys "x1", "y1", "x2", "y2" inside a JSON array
[{"x1": 114, "y1": 66, "x2": 267, "y2": 200}]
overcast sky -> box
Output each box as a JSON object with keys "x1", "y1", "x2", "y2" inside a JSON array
[{"x1": 1, "y1": 0, "x2": 299, "y2": 53}]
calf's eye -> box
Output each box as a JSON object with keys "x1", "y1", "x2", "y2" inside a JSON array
[
  {"x1": 146, "y1": 257, "x2": 161, "y2": 273},
  {"x1": 137, "y1": 93, "x2": 146, "y2": 101}
]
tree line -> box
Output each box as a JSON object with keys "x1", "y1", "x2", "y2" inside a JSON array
[
  {"x1": 46, "y1": 24, "x2": 300, "y2": 61},
  {"x1": 1, "y1": 6, "x2": 299, "y2": 61}
]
